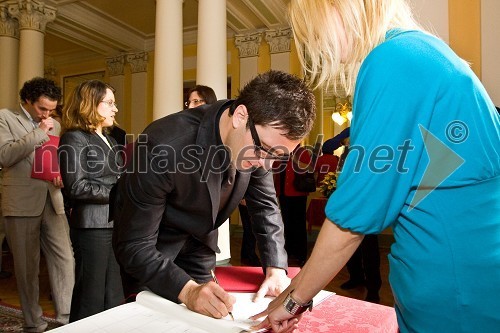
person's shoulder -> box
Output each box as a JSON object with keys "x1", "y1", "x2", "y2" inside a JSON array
[
  {"x1": 60, "y1": 129, "x2": 89, "y2": 143},
  {"x1": 367, "y1": 30, "x2": 426, "y2": 62},
  {"x1": 0, "y1": 108, "x2": 17, "y2": 119},
  {"x1": 142, "y1": 110, "x2": 200, "y2": 146},
  {"x1": 369, "y1": 30, "x2": 456, "y2": 68}
]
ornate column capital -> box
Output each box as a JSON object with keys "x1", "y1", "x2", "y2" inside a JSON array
[
  {"x1": 8, "y1": 0, "x2": 56, "y2": 33},
  {"x1": 126, "y1": 52, "x2": 148, "y2": 73},
  {"x1": 234, "y1": 31, "x2": 263, "y2": 58},
  {"x1": 106, "y1": 54, "x2": 126, "y2": 76},
  {"x1": 0, "y1": 3, "x2": 19, "y2": 38},
  {"x1": 265, "y1": 28, "x2": 292, "y2": 54}
]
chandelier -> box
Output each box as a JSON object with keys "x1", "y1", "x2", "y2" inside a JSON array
[{"x1": 332, "y1": 100, "x2": 352, "y2": 125}]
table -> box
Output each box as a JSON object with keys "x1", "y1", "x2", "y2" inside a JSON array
[
  {"x1": 298, "y1": 294, "x2": 398, "y2": 333},
  {"x1": 217, "y1": 266, "x2": 398, "y2": 333},
  {"x1": 49, "y1": 266, "x2": 398, "y2": 333},
  {"x1": 306, "y1": 197, "x2": 328, "y2": 233}
]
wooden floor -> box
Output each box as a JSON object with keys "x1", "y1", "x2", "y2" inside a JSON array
[{"x1": 0, "y1": 225, "x2": 394, "y2": 316}]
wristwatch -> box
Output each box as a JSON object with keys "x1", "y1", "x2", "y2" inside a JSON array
[{"x1": 283, "y1": 290, "x2": 313, "y2": 315}]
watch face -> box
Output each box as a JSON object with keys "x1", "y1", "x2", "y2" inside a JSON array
[
  {"x1": 283, "y1": 294, "x2": 312, "y2": 315},
  {"x1": 285, "y1": 297, "x2": 297, "y2": 313}
]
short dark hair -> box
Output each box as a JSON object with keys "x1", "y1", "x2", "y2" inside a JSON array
[
  {"x1": 186, "y1": 85, "x2": 217, "y2": 105},
  {"x1": 19, "y1": 77, "x2": 62, "y2": 104},
  {"x1": 231, "y1": 70, "x2": 316, "y2": 141}
]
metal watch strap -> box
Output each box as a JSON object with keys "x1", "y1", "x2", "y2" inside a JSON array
[{"x1": 283, "y1": 290, "x2": 313, "y2": 315}]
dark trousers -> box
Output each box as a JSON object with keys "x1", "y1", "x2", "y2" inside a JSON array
[
  {"x1": 239, "y1": 204, "x2": 261, "y2": 266},
  {"x1": 279, "y1": 195, "x2": 308, "y2": 262},
  {"x1": 346, "y1": 234, "x2": 382, "y2": 294},
  {"x1": 70, "y1": 228, "x2": 124, "y2": 322}
]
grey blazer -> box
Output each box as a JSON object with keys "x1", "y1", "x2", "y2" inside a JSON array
[
  {"x1": 59, "y1": 130, "x2": 123, "y2": 228},
  {"x1": 112, "y1": 100, "x2": 288, "y2": 302},
  {"x1": 0, "y1": 107, "x2": 65, "y2": 217}
]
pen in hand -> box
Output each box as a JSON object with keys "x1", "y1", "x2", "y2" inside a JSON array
[{"x1": 210, "y1": 269, "x2": 235, "y2": 321}]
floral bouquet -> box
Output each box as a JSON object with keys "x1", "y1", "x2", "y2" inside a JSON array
[{"x1": 319, "y1": 172, "x2": 338, "y2": 198}]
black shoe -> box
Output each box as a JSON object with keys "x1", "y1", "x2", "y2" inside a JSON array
[
  {"x1": 340, "y1": 279, "x2": 365, "y2": 290},
  {"x1": 364, "y1": 292, "x2": 380, "y2": 303},
  {"x1": 0, "y1": 270, "x2": 12, "y2": 279}
]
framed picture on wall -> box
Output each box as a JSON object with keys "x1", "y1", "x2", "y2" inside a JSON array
[{"x1": 62, "y1": 71, "x2": 105, "y2": 105}]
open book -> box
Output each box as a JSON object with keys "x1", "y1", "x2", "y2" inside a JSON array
[{"x1": 49, "y1": 290, "x2": 333, "y2": 333}]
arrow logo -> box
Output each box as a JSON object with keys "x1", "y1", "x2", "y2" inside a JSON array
[{"x1": 409, "y1": 124, "x2": 465, "y2": 210}]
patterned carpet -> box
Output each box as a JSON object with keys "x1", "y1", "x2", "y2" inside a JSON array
[{"x1": 0, "y1": 302, "x2": 62, "y2": 332}]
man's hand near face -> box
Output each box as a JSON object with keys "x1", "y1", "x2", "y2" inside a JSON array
[{"x1": 39, "y1": 117, "x2": 54, "y2": 133}]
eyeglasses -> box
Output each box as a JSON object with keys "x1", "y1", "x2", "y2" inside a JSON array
[
  {"x1": 184, "y1": 99, "x2": 205, "y2": 108},
  {"x1": 101, "y1": 100, "x2": 118, "y2": 108},
  {"x1": 247, "y1": 116, "x2": 289, "y2": 161}
]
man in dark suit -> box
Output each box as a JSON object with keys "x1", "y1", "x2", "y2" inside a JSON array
[{"x1": 112, "y1": 71, "x2": 316, "y2": 319}]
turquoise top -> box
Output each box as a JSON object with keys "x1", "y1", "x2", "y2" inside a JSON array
[{"x1": 325, "y1": 30, "x2": 500, "y2": 332}]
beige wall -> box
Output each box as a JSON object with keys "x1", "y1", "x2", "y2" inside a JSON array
[{"x1": 481, "y1": 0, "x2": 500, "y2": 106}]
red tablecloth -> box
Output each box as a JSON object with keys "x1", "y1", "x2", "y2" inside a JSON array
[
  {"x1": 298, "y1": 294, "x2": 398, "y2": 333},
  {"x1": 306, "y1": 197, "x2": 328, "y2": 233}
]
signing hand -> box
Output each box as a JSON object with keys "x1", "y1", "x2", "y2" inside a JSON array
[{"x1": 178, "y1": 280, "x2": 235, "y2": 319}]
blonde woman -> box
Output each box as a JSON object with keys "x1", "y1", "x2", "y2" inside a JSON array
[
  {"x1": 254, "y1": 1, "x2": 500, "y2": 332},
  {"x1": 59, "y1": 80, "x2": 124, "y2": 321}
]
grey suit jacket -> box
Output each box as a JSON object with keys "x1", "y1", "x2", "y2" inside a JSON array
[
  {"x1": 0, "y1": 106, "x2": 65, "y2": 216},
  {"x1": 112, "y1": 100, "x2": 288, "y2": 302}
]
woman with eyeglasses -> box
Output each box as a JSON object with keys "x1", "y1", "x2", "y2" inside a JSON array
[
  {"x1": 58, "y1": 80, "x2": 124, "y2": 322},
  {"x1": 184, "y1": 85, "x2": 217, "y2": 109}
]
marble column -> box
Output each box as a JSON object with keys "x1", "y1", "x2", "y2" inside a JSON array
[
  {"x1": 196, "y1": 0, "x2": 227, "y2": 99},
  {"x1": 126, "y1": 52, "x2": 149, "y2": 137},
  {"x1": 106, "y1": 54, "x2": 126, "y2": 130},
  {"x1": 232, "y1": 30, "x2": 262, "y2": 264},
  {"x1": 0, "y1": 4, "x2": 19, "y2": 109},
  {"x1": 153, "y1": 0, "x2": 183, "y2": 119},
  {"x1": 265, "y1": 28, "x2": 292, "y2": 72},
  {"x1": 8, "y1": 0, "x2": 56, "y2": 89},
  {"x1": 196, "y1": 0, "x2": 230, "y2": 264},
  {"x1": 234, "y1": 31, "x2": 262, "y2": 85}
]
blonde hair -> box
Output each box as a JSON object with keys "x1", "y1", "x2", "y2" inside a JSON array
[
  {"x1": 289, "y1": 0, "x2": 424, "y2": 96},
  {"x1": 61, "y1": 80, "x2": 115, "y2": 135}
]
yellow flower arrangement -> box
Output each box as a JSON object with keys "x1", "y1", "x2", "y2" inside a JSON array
[{"x1": 319, "y1": 171, "x2": 338, "y2": 198}]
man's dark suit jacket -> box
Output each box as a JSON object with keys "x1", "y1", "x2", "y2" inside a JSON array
[{"x1": 112, "y1": 100, "x2": 287, "y2": 302}]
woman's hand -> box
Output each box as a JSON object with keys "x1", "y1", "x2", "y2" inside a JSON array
[{"x1": 250, "y1": 288, "x2": 303, "y2": 333}]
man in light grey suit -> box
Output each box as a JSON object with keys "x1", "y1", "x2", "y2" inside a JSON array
[{"x1": 0, "y1": 77, "x2": 74, "y2": 332}]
